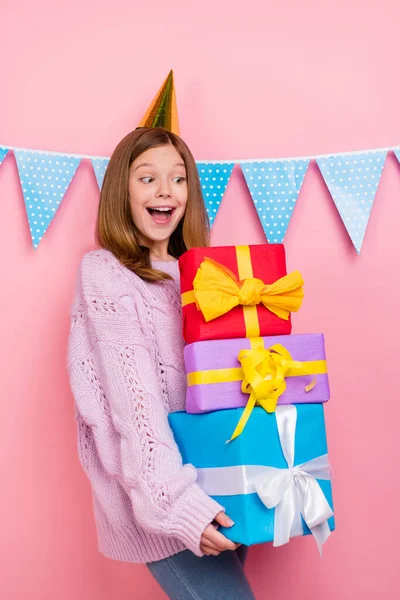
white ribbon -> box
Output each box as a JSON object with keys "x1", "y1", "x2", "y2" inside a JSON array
[{"x1": 197, "y1": 405, "x2": 333, "y2": 553}]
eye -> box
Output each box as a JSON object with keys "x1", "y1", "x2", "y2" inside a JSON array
[
  {"x1": 173, "y1": 176, "x2": 186, "y2": 184},
  {"x1": 140, "y1": 177, "x2": 155, "y2": 184}
]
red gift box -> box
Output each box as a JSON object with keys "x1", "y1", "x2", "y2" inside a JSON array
[{"x1": 179, "y1": 244, "x2": 303, "y2": 344}]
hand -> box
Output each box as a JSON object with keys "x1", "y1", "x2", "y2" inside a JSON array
[{"x1": 200, "y1": 512, "x2": 241, "y2": 556}]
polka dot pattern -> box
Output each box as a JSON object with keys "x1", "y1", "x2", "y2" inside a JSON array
[
  {"x1": 15, "y1": 150, "x2": 80, "y2": 249},
  {"x1": 196, "y1": 162, "x2": 234, "y2": 226},
  {"x1": 0, "y1": 146, "x2": 9, "y2": 166},
  {"x1": 92, "y1": 158, "x2": 109, "y2": 190},
  {"x1": 241, "y1": 159, "x2": 309, "y2": 243},
  {"x1": 317, "y1": 151, "x2": 386, "y2": 253}
]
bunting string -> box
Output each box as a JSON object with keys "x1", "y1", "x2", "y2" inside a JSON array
[{"x1": 1, "y1": 142, "x2": 400, "y2": 252}]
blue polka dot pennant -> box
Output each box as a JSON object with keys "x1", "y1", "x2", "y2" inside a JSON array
[
  {"x1": 0, "y1": 146, "x2": 9, "y2": 167},
  {"x1": 92, "y1": 158, "x2": 109, "y2": 190},
  {"x1": 317, "y1": 151, "x2": 387, "y2": 253},
  {"x1": 15, "y1": 150, "x2": 81, "y2": 249},
  {"x1": 196, "y1": 162, "x2": 235, "y2": 226},
  {"x1": 241, "y1": 159, "x2": 309, "y2": 243}
]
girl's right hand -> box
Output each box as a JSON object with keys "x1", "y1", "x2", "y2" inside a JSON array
[{"x1": 200, "y1": 511, "x2": 241, "y2": 556}]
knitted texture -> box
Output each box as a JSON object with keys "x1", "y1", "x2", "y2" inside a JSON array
[{"x1": 67, "y1": 249, "x2": 223, "y2": 563}]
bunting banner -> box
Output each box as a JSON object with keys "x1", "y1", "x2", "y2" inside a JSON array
[
  {"x1": 240, "y1": 159, "x2": 309, "y2": 243},
  {"x1": 92, "y1": 157, "x2": 109, "y2": 190},
  {"x1": 14, "y1": 150, "x2": 81, "y2": 249},
  {"x1": 0, "y1": 143, "x2": 398, "y2": 252},
  {"x1": 196, "y1": 162, "x2": 235, "y2": 226},
  {"x1": 316, "y1": 151, "x2": 387, "y2": 253},
  {"x1": 0, "y1": 146, "x2": 9, "y2": 166}
]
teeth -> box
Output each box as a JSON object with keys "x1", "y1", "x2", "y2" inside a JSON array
[{"x1": 150, "y1": 207, "x2": 172, "y2": 212}]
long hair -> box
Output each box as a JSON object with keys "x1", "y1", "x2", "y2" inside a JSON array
[{"x1": 96, "y1": 127, "x2": 210, "y2": 282}]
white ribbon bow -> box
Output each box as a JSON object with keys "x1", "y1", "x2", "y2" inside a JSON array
[
  {"x1": 254, "y1": 405, "x2": 333, "y2": 553},
  {"x1": 196, "y1": 405, "x2": 333, "y2": 553}
]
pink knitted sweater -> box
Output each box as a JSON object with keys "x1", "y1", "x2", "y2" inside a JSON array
[{"x1": 67, "y1": 249, "x2": 224, "y2": 563}]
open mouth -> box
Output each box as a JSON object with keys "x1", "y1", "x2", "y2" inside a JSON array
[{"x1": 146, "y1": 207, "x2": 175, "y2": 224}]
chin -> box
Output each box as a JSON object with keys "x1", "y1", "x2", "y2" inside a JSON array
[
  {"x1": 146, "y1": 230, "x2": 174, "y2": 243},
  {"x1": 151, "y1": 223, "x2": 181, "y2": 239}
]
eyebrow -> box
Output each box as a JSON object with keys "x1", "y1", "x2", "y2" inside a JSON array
[{"x1": 134, "y1": 161, "x2": 186, "y2": 172}]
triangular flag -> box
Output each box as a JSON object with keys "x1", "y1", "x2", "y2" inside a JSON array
[
  {"x1": 393, "y1": 148, "x2": 400, "y2": 164},
  {"x1": 0, "y1": 146, "x2": 9, "y2": 166},
  {"x1": 317, "y1": 150, "x2": 387, "y2": 253},
  {"x1": 241, "y1": 159, "x2": 309, "y2": 243},
  {"x1": 92, "y1": 158, "x2": 109, "y2": 190},
  {"x1": 15, "y1": 150, "x2": 81, "y2": 249},
  {"x1": 196, "y1": 162, "x2": 234, "y2": 226}
]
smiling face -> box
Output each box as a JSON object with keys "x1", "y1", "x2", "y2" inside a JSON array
[{"x1": 128, "y1": 144, "x2": 188, "y2": 252}]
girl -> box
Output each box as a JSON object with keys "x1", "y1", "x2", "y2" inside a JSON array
[{"x1": 67, "y1": 127, "x2": 256, "y2": 599}]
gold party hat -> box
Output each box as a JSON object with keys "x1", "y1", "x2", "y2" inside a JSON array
[{"x1": 137, "y1": 70, "x2": 180, "y2": 135}]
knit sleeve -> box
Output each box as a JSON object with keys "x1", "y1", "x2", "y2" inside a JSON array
[{"x1": 69, "y1": 253, "x2": 224, "y2": 556}]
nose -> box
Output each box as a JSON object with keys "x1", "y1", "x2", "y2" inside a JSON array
[{"x1": 156, "y1": 179, "x2": 172, "y2": 199}]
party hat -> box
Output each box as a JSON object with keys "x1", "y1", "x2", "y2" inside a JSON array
[{"x1": 137, "y1": 70, "x2": 180, "y2": 135}]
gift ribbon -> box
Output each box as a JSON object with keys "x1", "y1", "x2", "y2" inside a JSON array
[
  {"x1": 186, "y1": 339, "x2": 327, "y2": 442},
  {"x1": 181, "y1": 246, "x2": 304, "y2": 337},
  {"x1": 196, "y1": 405, "x2": 333, "y2": 554}
]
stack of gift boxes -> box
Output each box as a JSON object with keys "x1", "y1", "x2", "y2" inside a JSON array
[{"x1": 168, "y1": 244, "x2": 335, "y2": 552}]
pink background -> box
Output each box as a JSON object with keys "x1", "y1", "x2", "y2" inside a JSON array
[{"x1": 1, "y1": 1, "x2": 399, "y2": 598}]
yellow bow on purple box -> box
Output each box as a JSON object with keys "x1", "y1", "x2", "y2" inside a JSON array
[{"x1": 228, "y1": 344, "x2": 326, "y2": 442}]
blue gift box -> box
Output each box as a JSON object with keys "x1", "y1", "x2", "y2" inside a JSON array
[{"x1": 168, "y1": 404, "x2": 335, "y2": 548}]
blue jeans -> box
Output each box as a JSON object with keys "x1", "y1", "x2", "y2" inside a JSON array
[{"x1": 146, "y1": 546, "x2": 255, "y2": 599}]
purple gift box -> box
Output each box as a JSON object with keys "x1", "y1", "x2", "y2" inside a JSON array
[{"x1": 185, "y1": 334, "x2": 330, "y2": 414}]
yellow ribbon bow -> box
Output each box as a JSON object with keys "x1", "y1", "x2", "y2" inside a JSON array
[
  {"x1": 192, "y1": 258, "x2": 304, "y2": 323},
  {"x1": 228, "y1": 344, "x2": 323, "y2": 443}
]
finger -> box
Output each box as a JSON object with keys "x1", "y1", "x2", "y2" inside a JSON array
[
  {"x1": 205, "y1": 540, "x2": 240, "y2": 553},
  {"x1": 203, "y1": 528, "x2": 238, "y2": 551},
  {"x1": 214, "y1": 512, "x2": 235, "y2": 528},
  {"x1": 201, "y1": 544, "x2": 220, "y2": 556},
  {"x1": 200, "y1": 535, "x2": 221, "y2": 552},
  {"x1": 202, "y1": 536, "x2": 240, "y2": 554}
]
